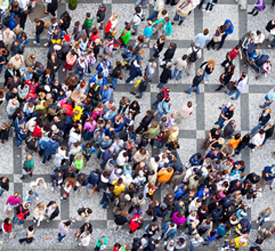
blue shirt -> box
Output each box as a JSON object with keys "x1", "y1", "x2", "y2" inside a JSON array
[
  {"x1": 194, "y1": 33, "x2": 209, "y2": 49},
  {"x1": 224, "y1": 19, "x2": 234, "y2": 35},
  {"x1": 267, "y1": 89, "x2": 275, "y2": 101}
]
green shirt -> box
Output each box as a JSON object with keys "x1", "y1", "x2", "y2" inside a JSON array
[
  {"x1": 24, "y1": 158, "x2": 34, "y2": 170},
  {"x1": 83, "y1": 15, "x2": 94, "y2": 29},
  {"x1": 148, "y1": 125, "x2": 160, "y2": 139}
]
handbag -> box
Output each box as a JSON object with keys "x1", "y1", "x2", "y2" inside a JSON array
[
  {"x1": 17, "y1": 206, "x2": 29, "y2": 220},
  {"x1": 227, "y1": 81, "x2": 236, "y2": 91},
  {"x1": 112, "y1": 28, "x2": 118, "y2": 36},
  {"x1": 105, "y1": 20, "x2": 112, "y2": 33},
  {"x1": 219, "y1": 73, "x2": 225, "y2": 83}
]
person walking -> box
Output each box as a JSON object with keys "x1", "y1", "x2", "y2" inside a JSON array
[
  {"x1": 184, "y1": 68, "x2": 205, "y2": 94},
  {"x1": 218, "y1": 19, "x2": 234, "y2": 50},
  {"x1": 19, "y1": 225, "x2": 34, "y2": 244},
  {"x1": 227, "y1": 72, "x2": 248, "y2": 100},
  {"x1": 57, "y1": 220, "x2": 71, "y2": 242}
]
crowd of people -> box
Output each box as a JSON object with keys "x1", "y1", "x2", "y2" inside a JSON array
[{"x1": 0, "y1": 0, "x2": 274, "y2": 250}]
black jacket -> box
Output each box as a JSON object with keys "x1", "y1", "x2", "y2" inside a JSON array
[
  {"x1": 96, "y1": 8, "x2": 106, "y2": 23},
  {"x1": 163, "y1": 44, "x2": 177, "y2": 61},
  {"x1": 160, "y1": 67, "x2": 172, "y2": 84},
  {"x1": 114, "y1": 214, "x2": 128, "y2": 225},
  {"x1": 192, "y1": 72, "x2": 205, "y2": 87},
  {"x1": 112, "y1": 66, "x2": 122, "y2": 78},
  {"x1": 0, "y1": 177, "x2": 9, "y2": 191},
  {"x1": 46, "y1": 201, "x2": 59, "y2": 220},
  {"x1": 36, "y1": 21, "x2": 44, "y2": 35},
  {"x1": 140, "y1": 113, "x2": 154, "y2": 128},
  {"x1": 137, "y1": 79, "x2": 149, "y2": 92},
  {"x1": 15, "y1": 204, "x2": 30, "y2": 219}
]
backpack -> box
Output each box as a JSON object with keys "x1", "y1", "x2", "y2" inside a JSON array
[
  {"x1": 255, "y1": 55, "x2": 269, "y2": 67},
  {"x1": 188, "y1": 47, "x2": 199, "y2": 62},
  {"x1": 156, "y1": 90, "x2": 165, "y2": 101},
  {"x1": 2, "y1": 15, "x2": 10, "y2": 27},
  {"x1": 136, "y1": 13, "x2": 145, "y2": 22},
  {"x1": 77, "y1": 207, "x2": 86, "y2": 216}
]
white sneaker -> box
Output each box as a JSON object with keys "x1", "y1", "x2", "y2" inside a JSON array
[
  {"x1": 62, "y1": 68, "x2": 66, "y2": 72},
  {"x1": 256, "y1": 220, "x2": 259, "y2": 224},
  {"x1": 268, "y1": 45, "x2": 272, "y2": 48},
  {"x1": 37, "y1": 221, "x2": 40, "y2": 227},
  {"x1": 251, "y1": 149, "x2": 255, "y2": 152},
  {"x1": 44, "y1": 42, "x2": 49, "y2": 47},
  {"x1": 206, "y1": 10, "x2": 211, "y2": 13},
  {"x1": 33, "y1": 219, "x2": 36, "y2": 223},
  {"x1": 202, "y1": 9, "x2": 206, "y2": 11},
  {"x1": 51, "y1": 187, "x2": 54, "y2": 191},
  {"x1": 33, "y1": 41, "x2": 40, "y2": 45},
  {"x1": 204, "y1": 80, "x2": 209, "y2": 84}
]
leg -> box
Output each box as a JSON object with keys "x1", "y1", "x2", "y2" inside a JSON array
[
  {"x1": 228, "y1": 90, "x2": 237, "y2": 96},
  {"x1": 157, "y1": 83, "x2": 164, "y2": 88},
  {"x1": 196, "y1": 85, "x2": 200, "y2": 94},
  {"x1": 152, "y1": 99, "x2": 159, "y2": 107},
  {"x1": 218, "y1": 34, "x2": 228, "y2": 49},
  {"x1": 235, "y1": 90, "x2": 241, "y2": 99},
  {"x1": 251, "y1": 124, "x2": 262, "y2": 133},
  {"x1": 147, "y1": 11, "x2": 158, "y2": 21},
  {"x1": 171, "y1": 68, "x2": 178, "y2": 79},
  {"x1": 187, "y1": 86, "x2": 194, "y2": 94},
  {"x1": 176, "y1": 70, "x2": 183, "y2": 80}
]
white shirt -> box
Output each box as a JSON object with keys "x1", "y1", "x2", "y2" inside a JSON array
[
  {"x1": 236, "y1": 76, "x2": 248, "y2": 92},
  {"x1": 252, "y1": 31, "x2": 265, "y2": 44},
  {"x1": 251, "y1": 132, "x2": 265, "y2": 146}
]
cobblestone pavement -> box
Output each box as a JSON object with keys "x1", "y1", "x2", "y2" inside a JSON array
[{"x1": 0, "y1": 0, "x2": 275, "y2": 250}]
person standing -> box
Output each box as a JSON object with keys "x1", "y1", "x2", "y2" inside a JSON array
[
  {"x1": 251, "y1": 107, "x2": 271, "y2": 133},
  {"x1": 200, "y1": 59, "x2": 215, "y2": 84},
  {"x1": 184, "y1": 68, "x2": 205, "y2": 94},
  {"x1": 256, "y1": 208, "x2": 272, "y2": 230},
  {"x1": 189, "y1": 234, "x2": 204, "y2": 251},
  {"x1": 253, "y1": 228, "x2": 272, "y2": 246},
  {"x1": 215, "y1": 104, "x2": 235, "y2": 128},
  {"x1": 171, "y1": 55, "x2": 188, "y2": 81},
  {"x1": 157, "y1": 62, "x2": 172, "y2": 89},
  {"x1": 0, "y1": 218, "x2": 16, "y2": 238},
  {"x1": 218, "y1": 19, "x2": 234, "y2": 50},
  {"x1": 45, "y1": 201, "x2": 59, "y2": 222},
  {"x1": 171, "y1": 0, "x2": 192, "y2": 26},
  {"x1": 193, "y1": 29, "x2": 209, "y2": 49},
  {"x1": 147, "y1": 0, "x2": 165, "y2": 21},
  {"x1": 248, "y1": 129, "x2": 266, "y2": 152},
  {"x1": 20, "y1": 154, "x2": 34, "y2": 179},
  {"x1": 13, "y1": 203, "x2": 30, "y2": 226},
  {"x1": 41, "y1": 135, "x2": 59, "y2": 164},
  {"x1": 177, "y1": 101, "x2": 194, "y2": 123}
]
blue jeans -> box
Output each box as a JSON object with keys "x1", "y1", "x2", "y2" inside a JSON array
[
  {"x1": 153, "y1": 46, "x2": 159, "y2": 58},
  {"x1": 251, "y1": 124, "x2": 262, "y2": 133},
  {"x1": 36, "y1": 34, "x2": 40, "y2": 44},
  {"x1": 217, "y1": 115, "x2": 225, "y2": 128},
  {"x1": 157, "y1": 82, "x2": 165, "y2": 88},
  {"x1": 42, "y1": 154, "x2": 51, "y2": 163},
  {"x1": 84, "y1": 131, "x2": 93, "y2": 141},
  {"x1": 97, "y1": 148, "x2": 104, "y2": 159},
  {"x1": 111, "y1": 77, "x2": 118, "y2": 89},
  {"x1": 248, "y1": 143, "x2": 256, "y2": 149},
  {"x1": 58, "y1": 233, "x2": 66, "y2": 242},
  {"x1": 157, "y1": 141, "x2": 164, "y2": 148},
  {"x1": 187, "y1": 85, "x2": 200, "y2": 94},
  {"x1": 13, "y1": 215, "x2": 24, "y2": 225},
  {"x1": 15, "y1": 135, "x2": 23, "y2": 147},
  {"x1": 152, "y1": 99, "x2": 159, "y2": 107},
  {"x1": 52, "y1": 181, "x2": 57, "y2": 188},
  {"x1": 205, "y1": 72, "x2": 210, "y2": 82},
  {"x1": 0, "y1": 188, "x2": 5, "y2": 197},
  {"x1": 99, "y1": 197, "x2": 109, "y2": 208},
  {"x1": 136, "y1": 0, "x2": 148, "y2": 7},
  {"x1": 258, "y1": 217, "x2": 265, "y2": 226},
  {"x1": 126, "y1": 76, "x2": 135, "y2": 83},
  {"x1": 199, "y1": 0, "x2": 206, "y2": 7},
  {"x1": 171, "y1": 68, "x2": 183, "y2": 80},
  {"x1": 147, "y1": 11, "x2": 158, "y2": 21},
  {"x1": 74, "y1": 69, "x2": 83, "y2": 81},
  {"x1": 271, "y1": 36, "x2": 275, "y2": 48},
  {"x1": 218, "y1": 34, "x2": 228, "y2": 49},
  {"x1": 173, "y1": 12, "x2": 187, "y2": 22},
  {"x1": 263, "y1": 95, "x2": 272, "y2": 108},
  {"x1": 228, "y1": 89, "x2": 241, "y2": 99},
  {"x1": 190, "y1": 244, "x2": 195, "y2": 251}
]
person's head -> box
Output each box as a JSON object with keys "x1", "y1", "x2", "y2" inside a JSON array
[
  {"x1": 203, "y1": 28, "x2": 209, "y2": 35},
  {"x1": 229, "y1": 105, "x2": 235, "y2": 111},
  {"x1": 259, "y1": 129, "x2": 265, "y2": 135},
  {"x1": 64, "y1": 220, "x2": 71, "y2": 227},
  {"x1": 226, "y1": 22, "x2": 232, "y2": 28},
  {"x1": 264, "y1": 107, "x2": 272, "y2": 114},
  {"x1": 235, "y1": 45, "x2": 241, "y2": 51}
]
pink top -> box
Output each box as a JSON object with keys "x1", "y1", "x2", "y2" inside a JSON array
[
  {"x1": 6, "y1": 196, "x2": 21, "y2": 205},
  {"x1": 83, "y1": 120, "x2": 97, "y2": 132},
  {"x1": 172, "y1": 211, "x2": 186, "y2": 226},
  {"x1": 179, "y1": 105, "x2": 193, "y2": 118}
]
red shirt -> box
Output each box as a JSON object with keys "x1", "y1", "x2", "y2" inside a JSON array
[
  {"x1": 3, "y1": 223, "x2": 12, "y2": 233},
  {"x1": 32, "y1": 125, "x2": 42, "y2": 138},
  {"x1": 129, "y1": 214, "x2": 142, "y2": 231},
  {"x1": 229, "y1": 48, "x2": 239, "y2": 60}
]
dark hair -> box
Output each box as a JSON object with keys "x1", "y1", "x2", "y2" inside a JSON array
[
  {"x1": 28, "y1": 225, "x2": 34, "y2": 231},
  {"x1": 64, "y1": 220, "x2": 71, "y2": 226},
  {"x1": 4, "y1": 218, "x2": 10, "y2": 225}
]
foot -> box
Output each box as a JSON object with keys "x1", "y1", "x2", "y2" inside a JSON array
[
  {"x1": 130, "y1": 91, "x2": 136, "y2": 95},
  {"x1": 60, "y1": 196, "x2": 64, "y2": 200},
  {"x1": 51, "y1": 187, "x2": 54, "y2": 191},
  {"x1": 33, "y1": 219, "x2": 36, "y2": 223},
  {"x1": 136, "y1": 96, "x2": 141, "y2": 99},
  {"x1": 33, "y1": 41, "x2": 40, "y2": 45},
  {"x1": 258, "y1": 226, "x2": 261, "y2": 230},
  {"x1": 46, "y1": 220, "x2": 50, "y2": 223},
  {"x1": 204, "y1": 80, "x2": 209, "y2": 84},
  {"x1": 259, "y1": 105, "x2": 264, "y2": 108},
  {"x1": 183, "y1": 90, "x2": 188, "y2": 94},
  {"x1": 187, "y1": 72, "x2": 190, "y2": 75},
  {"x1": 214, "y1": 121, "x2": 218, "y2": 125},
  {"x1": 231, "y1": 97, "x2": 236, "y2": 100},
  {"x1": 178, "y1": 20, "x2": 183, "y2": 26},
  {"x1": 131, "y1": 32, "x2": 137, "y2": 35},
  {"x1": 202, "y1": 8, "x2": 206, "y2": 11},
  {"x1": 44, "y1": 42, "x2": 49, "y2": 47},
  {"x1": 20, "y1": 176, "x2": 25, "y2": 180},
  {"x1": 268, "y1": 45, "x2": 272, "y2": 48},
  {"x1": 62, "y1": 68, "x2": 66, "y2": 72},
  {"x1": 270, "y1": 186, "x2": 273, "y2": 190},
  {"x1": 206, "y1": 10, "x2": 210, "y2": 13}
]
